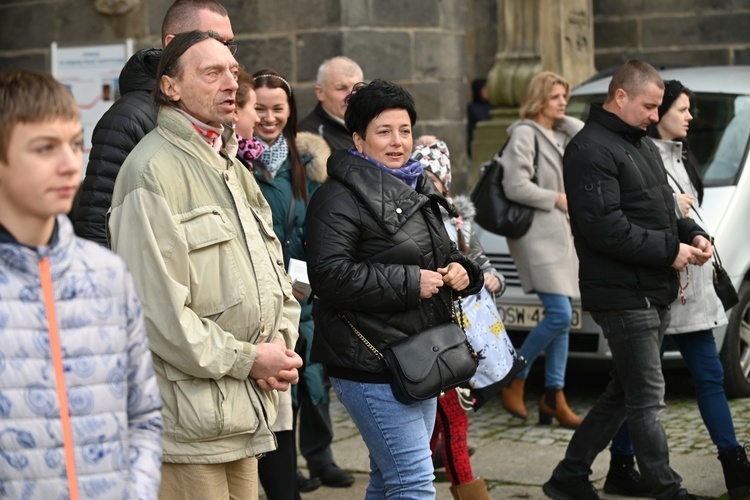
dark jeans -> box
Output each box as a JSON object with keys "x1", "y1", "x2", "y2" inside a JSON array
[
  {"x1": 611, "y1": 328, "x2": 739, "y2": 455},
  {"x1": 552, "y1": 307, "x2": 683, "y2": 498}
]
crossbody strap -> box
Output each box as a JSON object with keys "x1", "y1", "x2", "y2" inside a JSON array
[
  {"x1": 40, "y1": 257, "x2": 79, "y2": 500},
  {"x1": 663, "y1": 169, "x2": 726, "y2": 266},
  {"x1": 341, "y1": 290, "x2": 464, "y2": 357},
  {"x1": 281, "y1": 195, "x2": 298, "y2": 268}
]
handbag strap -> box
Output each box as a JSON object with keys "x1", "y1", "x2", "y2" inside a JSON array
[
  {"x1": 663, "y1": 169, "x2": 727, "y2": 266},
  {"x1": 341, "y1": 290, "x2": 463, "y2": 358},
  {"x1": 339, "y1": 314, "x2": 384, "y2": 360},
  {"x1": 40, "y1": 257, "x2": 80, "y2": 500},
  {"x1": 281, "y1": 195, "x2": 298, "y2": 268}
]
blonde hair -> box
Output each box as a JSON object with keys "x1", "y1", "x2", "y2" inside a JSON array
[{"x1": 519, "y1": 71, "x2": 570, "y2": 120}]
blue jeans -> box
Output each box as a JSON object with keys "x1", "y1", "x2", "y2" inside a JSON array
[
  {"x1": 552, "y1": 307, "x2": 684, "y2": 498},
  {"x1": 330, "y1": 377, "x2": 437, "y2": 499},
  {"x1": 611, "y1": 328, "x2": 739, "y2": 455},
  {"x1": 517, "y1": 293, "x2": 571, "y2": 388}
]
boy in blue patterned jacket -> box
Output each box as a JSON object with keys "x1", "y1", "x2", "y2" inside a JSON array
[{"x1": 0, "y1": 70, "x2": 163, "y2": 499}]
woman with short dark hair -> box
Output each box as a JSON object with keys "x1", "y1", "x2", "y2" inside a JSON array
[{"x1": 305, "y1": 79, "x2": 483, "y2": 499}]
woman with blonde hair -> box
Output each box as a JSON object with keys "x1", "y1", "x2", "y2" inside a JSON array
[{"x1": 498, "y1": 71, "x2": 584, "y2": 428}]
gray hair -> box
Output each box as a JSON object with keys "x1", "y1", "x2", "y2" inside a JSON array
[{"x1": 316, "y1": 56, "x2": 363, "y2": 87}]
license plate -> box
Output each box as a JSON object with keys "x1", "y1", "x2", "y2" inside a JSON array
[{"x1": 496, "y1": 304, "x2": 583, "y2": 330}]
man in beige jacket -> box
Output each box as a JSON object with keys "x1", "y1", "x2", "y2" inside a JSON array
[{"x1": 108, "y1": 30, "x2": 302, "y2": 500}]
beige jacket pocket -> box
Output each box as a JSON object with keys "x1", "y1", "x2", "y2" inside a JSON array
[
  {"x1": 216, "y1": 377, "x2": 260, "y2": 438},
  {"x1": 180, "y1": 208, "x2": 246, "y2": 317},
  {"x1": 165, "y1": 363, "x2": 222, "y2": 442}
]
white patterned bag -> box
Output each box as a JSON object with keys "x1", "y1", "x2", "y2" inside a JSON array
[{"x1": 457, "y1": 286, "x2": 525, "y2": 410}]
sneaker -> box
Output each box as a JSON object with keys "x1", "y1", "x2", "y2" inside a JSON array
[
  {"x1": 603, "y1": 460, "x2": 650, "y2": 496},
  {"x1": 543, "y1": 476, "x2": 600, "y2": 500},
  {"x1": 311, "y1": 464, "x2": 355, "y2": 487}
]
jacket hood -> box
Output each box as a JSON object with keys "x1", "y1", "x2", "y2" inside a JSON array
[
  {"x1": 451, "y1": 194, "x2": 476, "y2": 221},
  {"x1": 296, "y1": 131, "x2": 330, "y2": 184},
  {"x1": 589, "y1": 103, "x2": 648, "y2": 144},
  {"x1": 119, "y1": 47, "x2": 162, "y2": 96},
  {"x1": 327, "y1": 150, "x2": 453, "y2": 235}
]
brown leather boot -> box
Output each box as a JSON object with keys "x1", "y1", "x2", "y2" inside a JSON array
[
  {"x1": 539, "y1": 387, "x2": 582, "y2": 429},
  {"x1": 449, "y1": 477, "x2": 490, "y2": 500},
  {"x1": 500, "y1": 377, "x2": 528, "y2": 419}
]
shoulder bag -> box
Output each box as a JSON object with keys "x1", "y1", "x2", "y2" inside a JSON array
[
  {"x1": 712, "y1": 243, "x2": 739, "y2": 310},
  {"x1": 471, "y1": 133, "x2": 539, "y2": 238},
  {"x1": 341, "y1": 292, "x2": 479, "y2": 405}
]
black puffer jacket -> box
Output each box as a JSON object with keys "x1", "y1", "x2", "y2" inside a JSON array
[
  {"x1": 71, "y1": 48, "x2": 161, "y2": 246},
  {"x1": 564, "y1": 104, "x2": 707, "y2": 311},
  {"x1": 306, "y1": 150, "x2": 483, "y2": 382},
  {"x1": 298, "y1": 102, "x2": 354, "y2": 153}
]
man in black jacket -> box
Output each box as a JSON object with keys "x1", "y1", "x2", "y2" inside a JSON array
[
  {"x1": 71, "y1": 0, "x2": 235, "y2": 245},
  {"x1": 543, "y1": 60, "x2": 713, "y2": 500},
  {"x1": 295, "y1": 55, "x2": 363, "y2": 490},
  {"x1": 298, "y1": 56, "x2": 363, "y2": 153}
]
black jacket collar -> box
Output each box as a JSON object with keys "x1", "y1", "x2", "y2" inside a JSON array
[
  {"x1": 327, "y1": 150, "x2": 455, "y2": 234},
  {"x1": 589, "y1": 103, "x2": 648, "y2": 145}
]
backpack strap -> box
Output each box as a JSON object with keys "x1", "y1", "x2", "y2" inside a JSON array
[{"x1": 40, "y1": 257, "x2": 79, "y2": 499}]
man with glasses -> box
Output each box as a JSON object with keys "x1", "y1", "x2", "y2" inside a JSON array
[
  {"x1": 71, "y1": 0, "x2": 236, "y2": 246},
  {"x1": 109, "y1": 30, "x2": 303, "y2": 499}
]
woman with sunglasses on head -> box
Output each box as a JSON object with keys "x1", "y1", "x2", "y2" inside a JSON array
[{"x1": 604, "y1": 80, "x2": 750, "y2": 500}]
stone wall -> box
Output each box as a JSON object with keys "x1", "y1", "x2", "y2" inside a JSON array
[
  {"x1": 0, "y1": 0, "x2": 474, "y2": 186},
  {"x1": 4, "y1": 0, "x2": 750, "y2": 190},
  {"x1": 593, "y1": 0, "x2": 750, "y2": 72}
]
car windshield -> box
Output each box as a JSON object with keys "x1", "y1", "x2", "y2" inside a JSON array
[{"x1": 567, "y1": 93, "x2": 750, "y2": 187}]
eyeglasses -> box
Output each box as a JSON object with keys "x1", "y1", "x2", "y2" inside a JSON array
[{"x1": 222, "y1": 41, "x2": 239, "y2": 56}]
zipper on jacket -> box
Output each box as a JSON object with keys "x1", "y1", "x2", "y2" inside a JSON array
[{"x1": 620, "y1": 146, "x2": 648, "y2": 186}]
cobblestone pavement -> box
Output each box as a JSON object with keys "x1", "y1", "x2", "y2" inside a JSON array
[{"x1": 278, "y1": 367, "x2": 750, "y2": 499}]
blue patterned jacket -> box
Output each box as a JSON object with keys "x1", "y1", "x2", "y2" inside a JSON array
[{"x1": 0, "y1": 216, "x2": 163, "y2": 499}]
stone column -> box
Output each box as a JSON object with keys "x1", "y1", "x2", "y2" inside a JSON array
[{"x1": 471, "y1": 0, "x2": 595, "y2": 170}]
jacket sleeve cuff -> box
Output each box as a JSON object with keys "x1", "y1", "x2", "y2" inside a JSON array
[{"x1": 226, "y1": 342, "x2": 256, "y2": 380}]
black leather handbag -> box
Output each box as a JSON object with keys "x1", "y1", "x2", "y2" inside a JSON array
[
  {"x1": 713, "y1": 246, "x2": 739, "y2": 311},
  {"x1": 342, "y1": 294, "x2": 479, "y2": 405},
  {"x1": 471, "y1": 134, "x2": 538, "y2": 238}
]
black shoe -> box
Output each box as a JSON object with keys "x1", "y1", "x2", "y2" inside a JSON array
[
  {"x1": 657, "y1": 488, "x2": 699, "y2": 500},
  {"x1": 312, "y1": 464, "x2": 355, "y2": 488},
  {"x1": 432, "y1": 444, "x2": 476, "y2": 470},
  {"x1": 718, "y1": 444, "x2": 750, "y2": 499},
  {"x1": 543, "y1": 476, "x2": 600, "y2": 500},
  {"x1": 296, "y1": 469, "x2": 322, "y2": 493},
  {"x1": 603, "y1": 454, "x2": 651, "y2": 497}
]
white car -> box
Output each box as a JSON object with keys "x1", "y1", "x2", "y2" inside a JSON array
[{"x1": 475, "y1": 66, "x2": 750, "y2": 397}]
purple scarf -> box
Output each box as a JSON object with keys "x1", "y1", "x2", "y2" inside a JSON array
[
  {"x1": 236, "y1": 134, "x2": 265, "y2": 168},
  {"x1": 349, "y1": 148, "x2": 423, "y2": 189}
]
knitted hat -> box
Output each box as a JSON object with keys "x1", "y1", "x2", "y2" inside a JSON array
[
  {"x1": 411, "y1": 140, "x2": 452, "y2": 189},
  {"x1": 658, "y1": 79, "x2": 685, "y2": 122}
]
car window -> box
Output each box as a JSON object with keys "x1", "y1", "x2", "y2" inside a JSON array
[{"x1": 567, "y1": 94, "x2": 750, "y2": 187}]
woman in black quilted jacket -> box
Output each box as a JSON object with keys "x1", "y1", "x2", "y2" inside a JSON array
[{"x1": 305, "y1": 79, "x2": 483, "y2": 499}]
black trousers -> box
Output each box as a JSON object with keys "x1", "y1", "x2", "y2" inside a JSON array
[
  {"x1": 298, "y1": 375, "x2": 335, "y2": 473},
  {"x1": 258, "y1": 430, "x2": 301, "y2": 500}
]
